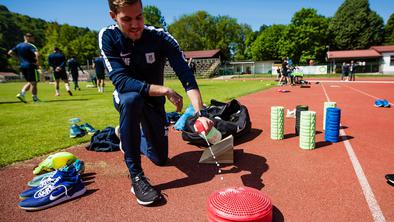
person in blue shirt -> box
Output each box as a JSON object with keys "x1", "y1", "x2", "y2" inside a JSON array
[
  {"x1": 8, "y1": 33, "x2": 40, "y2": 103},
  {"x1": 67, "y1": 56, "x2": 85, "y2": 91},
  {"x1": 100, "y1": 0, "x2": 214, "y2": 206},
  {"x1": 48, "y1": 47, "x2": 72, "y2": 96},
  {"x1": 93, "y1": 56, "x2": 106, "y2": 93}
]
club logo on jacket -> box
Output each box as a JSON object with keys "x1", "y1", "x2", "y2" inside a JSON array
[{"x1": 145, "y1": 52, "x2": 155, "y2": 64}]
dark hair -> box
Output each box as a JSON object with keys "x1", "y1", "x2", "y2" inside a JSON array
[
  {"x1": 54, "y1": 47, "x2": 60, "y2": 51},
  {"x1": 24, "y1": 33, "x2": 33, "y2": 37},
  {"x1": 108, "y1": 0, "x2": 142, "y2": 13}
]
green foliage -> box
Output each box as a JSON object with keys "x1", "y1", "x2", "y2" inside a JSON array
[
  {"x1": 0, "y1": 5, "x2": 98, "y2": 72},
  {"x1": 168, "y1": 11, "x2": 250, "y2": 60},
  {"x1": 328, "y1": 0, "x2": 384, "y2": 49},
  {"x1": 233, "y1": 24, "x2": 254, "y2": 60},
  {"x1": 0, "y1": 80, "x2": 274, "y2": 166},
  {"x1": 168, "y1": 11, "x2": 215, "y2": 51},
  {"x1": 40, "y1": 23, "x2": 98, "y2": 68},
  {"x1": 279, "y1": 8, "x2": 330, "y2": 64},
  {"x1": 250, "y1": 25, "x2": 286, "y2": 61},
  {"x1": 143, "y1": 5, "x2": 163, "y2": 28},
  {"x1": 384, "y1": 13, "x2": 394, "y2": 45}
]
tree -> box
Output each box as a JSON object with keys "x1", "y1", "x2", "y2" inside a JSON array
[
  {"x1": 278, "y1": 8, "x2": 330, "y2": 64},
  {"x1": 40, "y1": 23, "x2": 98, "y2": 68},
  {"x1": 250, "y1": 25, "x2": 286, "y2": 61},
  {"x1": 234, "y1": 24, "x2": 254, "y2": 60},
  {"x1": 168, "y1": 11, "x2": 250, "y2": 60},
  {"x1": 0, "y1": 5, "x2": 99, "y2": 71},
  {"x1": 0, "y1": 5, "x2": 23, "y2": 71},
  {"x1": 328, "y1": 0, "x2": 384, "y2": 50},
  {"x1": 143, "y1": 5, "x2": 165, "y2": 28},
  {"x1": 168, "y1": 11, "x2": 215, "y2": 51},
  {"x1": 384, "y1": 13, "x2": 394, "y2": 45}
]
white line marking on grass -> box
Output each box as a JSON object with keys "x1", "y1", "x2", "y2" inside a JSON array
[
  {"x1": 345, "y1": 85, "x2": 393, "y2": 106},
  {"x1": 321, "y1": 83, "x2": 386, "y2": 222}
]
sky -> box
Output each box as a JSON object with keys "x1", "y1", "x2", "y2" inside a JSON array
[{"x1": 0, "y1": 0, "x2": 392, "y2": 31}]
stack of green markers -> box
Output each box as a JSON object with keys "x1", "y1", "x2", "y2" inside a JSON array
[
  {"x1": 271, "y1": 106, "x2": 285, "y2": 140},
  {"x1": 323, "y1": 102, "x2": 337, "y2": 130},
  {"x1": 299, "y1": 111, "x2": 316, "y2": 150}
]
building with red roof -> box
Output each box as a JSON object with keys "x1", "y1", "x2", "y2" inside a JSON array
[{"x1": 327, "y1": 45, "x2": 394, "y2": 74}]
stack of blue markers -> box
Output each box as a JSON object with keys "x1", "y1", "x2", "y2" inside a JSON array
[{"x1": 325, "y1": 107, "x2": 341, "y2": 142}]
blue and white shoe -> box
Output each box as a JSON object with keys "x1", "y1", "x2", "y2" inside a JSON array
[
  {"x1": 80, "y1": 123, "x2": 96, "y2": 135},
  {"x1": 18, "y1": 175, "x2": 86, "y2": 211},
  {"x1": 27, "y1": 160, "x2": 85, "y2": 187},
  {"x1": 70, "y1": 124, "x2": 85, "y2": 138},
  {"x1": 374, "y1": 99, "x2": 384, "y2": 107},
  {"x1": 382, "y1": 99, "x2": 391, "y2": 108},
  {"x1": 20, "y1": 168, "x2": 79, "y2": 199},
  {"x1": 27, "y1": 171, "x2": 56, "y2": 188}
]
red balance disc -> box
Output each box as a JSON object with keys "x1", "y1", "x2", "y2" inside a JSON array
[{"x1": 207, "y1": 187, "x2": 273, "y2": 222}]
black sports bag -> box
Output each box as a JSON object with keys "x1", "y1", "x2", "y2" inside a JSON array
[{"x1": 181, "y1": 99, "x2": 252, "y2": 146}]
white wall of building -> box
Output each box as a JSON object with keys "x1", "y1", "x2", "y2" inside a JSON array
[
  {"x1": 380, "y1": 53, "x2": 394, "y2": 74},
  {"x1": 254, "y1": 61, "x2": 276, "y2": 74}
]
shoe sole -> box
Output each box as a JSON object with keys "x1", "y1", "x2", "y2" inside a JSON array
[
  {"x1": 130, "y1": 187, "x2": 159, "y2": 206},
  {"x1": 19, "y1": 187, "x2": 86, "y2": 211},
  {"x1": 17, "y1": 97, "x2": 27, "y2": 103}
]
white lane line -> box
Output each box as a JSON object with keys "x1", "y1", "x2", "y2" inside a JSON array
[
  {"x1": 345, "y1": 85, "x2": 393, "y2": 106},
  {"x1": 312, "y1": 80, "x2": 394, "y2": 84},
  {"x1": 321, "y1": 83, "x2": 386, "y2": 222}
]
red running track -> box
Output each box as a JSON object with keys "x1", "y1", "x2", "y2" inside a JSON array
[{"x1": 0, "y1": 79, "x2": 393, "y2": 221}]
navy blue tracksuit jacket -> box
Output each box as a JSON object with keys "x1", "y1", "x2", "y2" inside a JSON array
[{"x1": 99, "y1": 24, "x2": 199, "y2": 177}]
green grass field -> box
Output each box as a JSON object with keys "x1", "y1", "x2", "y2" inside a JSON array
[{"x1": 0, "y1": 79, "x2": 274, "y2": 167}]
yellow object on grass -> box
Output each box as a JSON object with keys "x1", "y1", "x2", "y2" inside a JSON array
[{"x1": 33, "y1": 152, "x2": 77, "y2": 175}]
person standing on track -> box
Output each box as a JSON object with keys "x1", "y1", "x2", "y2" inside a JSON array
[
  {"x1": 8, "y1": 33, "x2": 41, "y2": 103},
  {"x1": 349, "y1": 60, "x2": 356, "y2": 81},
  {"x1": 48, "y1": 47, "x2": 73, "y2": 96},
  {"x1": 100, "y1": 0, "x2": 214, "y2": 206}
]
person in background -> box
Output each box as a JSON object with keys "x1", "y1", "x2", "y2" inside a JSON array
[
  {"x1": 48, "y1": 47, "x2": 72, "y2": 96},
  {"x1": 99, "y1": 0, "x2": 214, "y2": 206},
  {"x1": 278, "y1": 58, "x2": 289, "y2": 85},
  {"x1": 276, "y1": 66, "x2": 281, "y2": 81},
  {"x1": 67, "y1": 56, "x2": 85, "y2": 91},
  {"x1": 341, "y1": 62, "x2": 346, "y2": 81},
  {"x1": 349, "y1": 60, "x2": 356, "y2": 81},
  {"x1": 8, "y1": 33, "x2": 41, "y2": 103},
  {"x1": 93, "y1": 56, "x2": 106, "y2": 93}
]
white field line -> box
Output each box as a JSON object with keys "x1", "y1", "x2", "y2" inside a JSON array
[
  {"x1": 321, "y1": 83, "x2": 386, "y2": 222},
  {"x1": 345, "y1": 85, "x2": 393, "y2": 106},
  {"x1": 311, "y1": 80, "x2": 394, "y2": 84}
]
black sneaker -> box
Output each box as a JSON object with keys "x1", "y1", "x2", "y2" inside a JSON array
[
  {"x1": 131, "y1": 173, "x2": 160, "y2": 205},
  {"x1": 385, "y1": 174, "x2": 394, "y2": 185},
  {"x1": 68, "y1": 90, "x2": 73, "y2": 96}
]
